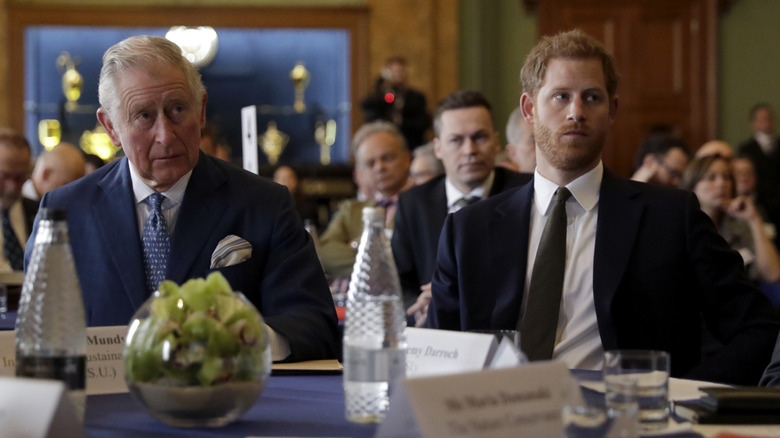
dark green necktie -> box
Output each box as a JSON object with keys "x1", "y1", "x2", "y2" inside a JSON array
[{"x1": 520, "y1": 187, "x2": 571, "y2": 361}]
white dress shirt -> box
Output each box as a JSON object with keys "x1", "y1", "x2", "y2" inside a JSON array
[
  {"x1": 524, "y1": 162, "x2": 604, "y2": 370},
  {"x1": 128, "y1": 161, "x2": 190, "y2": 237},
  {"x1": 21, "y1": 179, "x2": 39, "y2": 201},
  {"x1": 445, "y1": 170, "x2": 495, "y2": 214},
  {"x1": 128, "y1": 160, "x2": 291, "y2": 361},
  {"x1": 756, "y1": 132, "x2": 777, "y2": 156}
]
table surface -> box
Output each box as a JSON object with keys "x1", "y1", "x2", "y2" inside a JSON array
[
  {"x1": 85, "y1": 374, "x2": 377, "y2": 438},
  {"x1": 0, "y1": 310, "x2": 16, "y2": 330},
  {"x1": 60, "y1": 362, "x2": 780, "y2": 438},
  {"x1": 85, "y1": 371, "x2": 699, "y2": 438}
]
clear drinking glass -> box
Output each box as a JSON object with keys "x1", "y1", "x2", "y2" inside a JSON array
[
  {"x1": 604, "y1": 350, "x2": 669, "y2": 432},
  {"x1": 562, "y1": 404, "x2": 609, "y2": 438}
]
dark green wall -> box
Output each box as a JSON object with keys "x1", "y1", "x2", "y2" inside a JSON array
[
  {"x1": 720, "y1": 0, "x2": 780, "y2": 148},
  {"x1": 460, "y1": 0, "x2": 780, "y2": 150},
  {"x1": 459, "y1": 0, "x2": 536, "y2": 145}
]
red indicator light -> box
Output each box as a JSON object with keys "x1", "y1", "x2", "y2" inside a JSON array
[{"x1": 384, "y1": 92, "x2": 395, "y2": 103}]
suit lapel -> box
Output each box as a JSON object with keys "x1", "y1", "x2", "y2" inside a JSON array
[
  {"x1": 593, "y1": 171, "x2": 644, "y2": 349},
  {"x1": 93, "y1": 158, "x2": 148, "y2": 309},
  {"x1": 431, "y1": 178, "x2": 448, "y2": 230},
  {"x1": 167, "y1": 154, "x2": 227, "y2": 284},
  {"x1": 489, "y1": 181, "x2": 534, "y2": 326},
  {"x1": 489, "y1": 167, "x2": 507, "y2": 196}
]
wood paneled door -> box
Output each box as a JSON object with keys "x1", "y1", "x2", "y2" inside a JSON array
[{"x1": 539, "y1": 0, "x2": 717, "y2": 177}]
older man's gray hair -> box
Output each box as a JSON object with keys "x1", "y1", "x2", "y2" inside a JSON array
[{"x1": 98, "y1": 35, "x2": 206, "y2": 119}]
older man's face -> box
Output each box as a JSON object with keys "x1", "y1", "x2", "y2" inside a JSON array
[
  {"x1": 98, "y1": 64, "x2": 205, "y2": 192},
  {"x1": 356, "y1": 131, "x2": 410, "y2": 197}
]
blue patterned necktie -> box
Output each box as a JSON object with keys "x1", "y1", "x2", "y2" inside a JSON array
[
  {"x1": 2, "y1": 210, "x2": 23, "y2": 271},
  {"x1": 142, "y1": 193, "x2": 170, "y2": 294}
]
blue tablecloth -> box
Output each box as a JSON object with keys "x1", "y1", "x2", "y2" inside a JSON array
[
  {"x1": 84, "y1": 370, "x2": 705, "y2": 438},
  {"x1": 0, "y1": 311, "x2": 16, "y2": 330},
  {"x1": 85, "y1": 374, "x2": 377, "y2": 438}
]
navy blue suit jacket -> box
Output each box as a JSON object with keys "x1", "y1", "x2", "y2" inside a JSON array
[
  {"x1": 391, "y1": 167, "x2": 532, "y2": 308},
  {"x1": 25, "y1": 153, "x2": 338, "y2": 361},
  {"x1": 428, "y1": 170, "x2": 779, "y2": 385}
]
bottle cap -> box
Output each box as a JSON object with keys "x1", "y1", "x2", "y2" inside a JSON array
[
  {"x1": 362, "y1": 206, "x2": 385, "y2": 222},
  {"x1": 39, "y1": 208, "x2": 67, "y2": 221}
]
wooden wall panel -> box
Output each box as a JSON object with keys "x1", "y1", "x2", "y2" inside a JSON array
[{"x1": 540, "y1": 0, "x2": 717, "y2": 178}]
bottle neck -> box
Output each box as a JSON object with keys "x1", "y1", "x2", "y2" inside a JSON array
[
  {"x1": 35, "y1": 219, "x2": 70, "y2": 245},
  {"x1": 363, "y1": 218, "x2": 386, "y2": 232}
]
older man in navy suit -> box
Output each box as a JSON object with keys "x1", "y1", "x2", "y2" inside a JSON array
[
  {"x1": 24, "y1": 35, "x2": 338, "y2": 362},
  {"x1": 426, "y1": 30, "x2": 779, "y2": 385}
]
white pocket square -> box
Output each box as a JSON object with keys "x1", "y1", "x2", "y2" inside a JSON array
[{"x1": 210, "y1": 235, "x2": 252, "y2": 268}]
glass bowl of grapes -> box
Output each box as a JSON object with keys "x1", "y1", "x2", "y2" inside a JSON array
[{"x1": 123, "y1": 272, "x2": 271, "y2": 428}]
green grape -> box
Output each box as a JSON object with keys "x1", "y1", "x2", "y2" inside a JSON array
[{"x1": 127, "y1": 272, "x2": 267, "y2": 387}]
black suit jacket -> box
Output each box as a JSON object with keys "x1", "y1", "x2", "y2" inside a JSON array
[
  {"x1": 362, "y1": 86, "x2": 431, "y2": 149},
  {"x1": 427, "y1": 170, "x2": 779, "y2": 385},
  {"x1": 26, "y1": 153, "x2": 338, "y2": 361},
  {"x1": 20, "y1": 197, "x2": 38, "y2": 239},
  {"x1": 391, "y1": 167, "x2": 532, "y2": 307}
]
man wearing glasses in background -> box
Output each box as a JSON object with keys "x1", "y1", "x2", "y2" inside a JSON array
[{"x1": 630, "y1": 131, "x2": 690, "y2": 188}]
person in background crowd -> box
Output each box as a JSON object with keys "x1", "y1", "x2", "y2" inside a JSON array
[
  {"x1": 200, "y1": 122, "x2": 231, "y2": 162},
  {"x1": 409, "y1": 142, "x2": 444, "y2": 186},
  {"x1": 273, "y1": 165, "x2": 317, "y2": 226},
  {"x1": 318, "y1": 121, "x2": 411, "y2": 279},
  {"x1": 22, "y1": 142, "x2": 86, "y2": 201},
  {"x1": 697, "y1": 140, "x2": 734, "y2": 159},
  {"x1": 426, "y1": 29, "x2": 779, "y2": 386},
  {"x1": 361, "y1": 56, "x2": 432, "y2": 150},
  {"x1": 733, "y1": 156, "x2": 774, "y2": 235},
  {"x1": 0, "y1": 128, "x2": 37, "y2": 272},
  {"x1": 630, "y1": 132, "x2": 689, "y2": 187},
  {"x1": 505, "y1": 106, "x2": 537, "y2": 173},
  {"x1": 392, "y1": 90, "x2": 532, "y2": 326},
  {"x1": 734, "y1": 156, "x2": 759, "y2": 198},
  {"x1": 739, "y1": 104, "x2": 780, "y2": 248},
  {"x1": 26, "y1": 35, "x2": 338, "y2": 362},
  {"x1": 681, "y1": 154, "x2": 780, "y2": 284},
  {"x1": 84, "y1": 153, "x2": 105, "y2": 174}
]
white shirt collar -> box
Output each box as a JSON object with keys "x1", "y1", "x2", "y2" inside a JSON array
[
  {"x1": 533, "y1": 162, "x2": 603, "y2": 214},
  {"x1": 444, "y1": 170, "x2": 495, "y2": 209},
  {"x1": 756, "y1": 132, "x2": 775, "y2": 154},
  {"x1": 127, "y1": 159, "x2": 192, "y2": 207}
]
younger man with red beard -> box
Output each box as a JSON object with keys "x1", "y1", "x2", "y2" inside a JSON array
[{"x1": 425, "y1": 29, "x2": 779, "y2": 386}]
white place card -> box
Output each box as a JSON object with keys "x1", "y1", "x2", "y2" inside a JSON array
[
  {"x1": 404, "y1": 327, "x2": 496, "y2": 377},
  {"x1": 241, "y1": 105, "x2": 259, "y2": 174},
  {"x1": 0, "y1": 330, "x2": 13, "y2": 376},
  {"x1": 0, "y1": 377, "x2": 83, "y2": 437},
  {"x1": 377, "y1": 361, "x2": 582, "y2": 438},
  {"x1": 0, "y1": 326, "x2": 129, "y2": 394},
  {"x1": 84, "y1": 325, "x2": 128, "y2": 394}
]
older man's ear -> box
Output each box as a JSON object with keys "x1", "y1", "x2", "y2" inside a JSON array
[{"x1": 96, "y1": 108, "x2": 122, "y2": 148}]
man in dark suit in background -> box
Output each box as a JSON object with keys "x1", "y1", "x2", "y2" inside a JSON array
[
  {"x1": 738, "y1": 103, "x2": 780, "y2": 246},
  {"x1": 25, "y1": 35, "x2": 338, "y2": 362},
  {"x1": 0, "y1": 128, "x2": 38, "y2": 273},
  {"x1": 392, "y1": 90, "x2": 532, "y2": 326},
  {"x1": 361, "y1": 56, "x2": 431, "y2": 149},
  {"x1": 426, "y1": 30, "x2": 778, "y2": 385}
]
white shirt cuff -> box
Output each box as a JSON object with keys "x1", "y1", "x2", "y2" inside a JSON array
[{"x1": 265, "y1": 324, "x2": 291, "y2": 361}]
